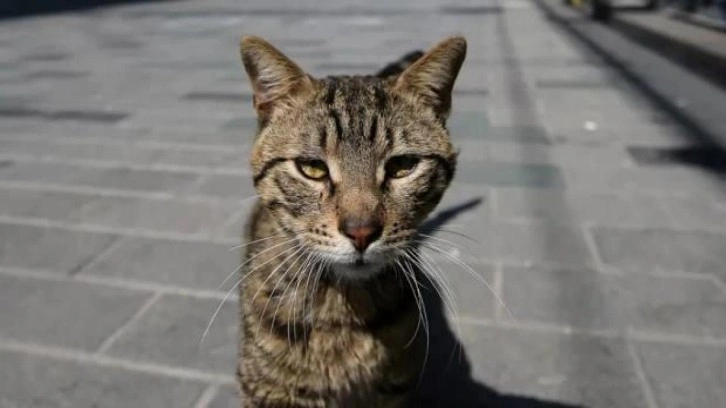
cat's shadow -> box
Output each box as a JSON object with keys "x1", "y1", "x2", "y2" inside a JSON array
[{"x1": 413, "y1": 199, "x2": 583, "y2": 408}]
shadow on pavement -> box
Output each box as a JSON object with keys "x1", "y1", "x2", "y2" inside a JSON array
[
  {"x1": 415, "y1": 199, "x2": 582, "y2": 407},
  {"x1": 0, "y1": 0, "x2": 172, "y2": 20},
  {"x1": 414, "y1": 286, "x2": 582, "y2": 408}
]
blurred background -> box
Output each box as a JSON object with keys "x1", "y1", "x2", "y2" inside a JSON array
[{"x1": 0, "y1": 0, "x2": 725, "y2": 407}]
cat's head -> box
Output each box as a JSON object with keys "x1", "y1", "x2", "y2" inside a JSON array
[{"x1": 240, "y1": 36, "x2": 466, "y2": 280}]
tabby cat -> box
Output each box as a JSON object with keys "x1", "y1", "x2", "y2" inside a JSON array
[{"x1": 237, "y1": 35, "x2": 467, "y2": 407}]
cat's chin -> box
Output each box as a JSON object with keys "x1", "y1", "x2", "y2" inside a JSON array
[{"x1": 330, "y1": 261, "x2": 385, "y2": 281}]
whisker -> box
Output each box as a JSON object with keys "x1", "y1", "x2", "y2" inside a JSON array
[
  {"x1": 200, "y1": 242, "x2": 301, "y2": 344},
  {"x1": 227, "y1": 233, "x2": 286, "y2": 251},
  {"x1": 252, "y1": 245, "x2": 309, "y2": 341},
  {"x1": 218, "y1": 237, "x2": 299, "y2": 290},
  {"x1": 410, "y1": 248, "x2": 460, "y2": 326},
  {"x1": 421, "y1": 227, "x2": 480, "y2": 245},
  {"x1": 397, "y1": 254, "x2": 430, "y2": 383},
  {"x1": 419, "y1": 241, "x2": 516, "y2": 322},
  {"x1": 394, "y1": 258, "x2": 424, "y2": 349}
]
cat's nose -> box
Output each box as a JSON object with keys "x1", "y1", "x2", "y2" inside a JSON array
[{"x1": 340, "y1": 218, "x2": 383, "y2": 252}]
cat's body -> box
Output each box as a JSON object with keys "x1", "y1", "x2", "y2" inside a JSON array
[{"x1": 237, "y1": 36, "x2": 466, "y2": 408}]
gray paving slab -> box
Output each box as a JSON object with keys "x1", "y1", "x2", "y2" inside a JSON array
[
  {"x1": 426, "y1": 325, "x2": 650, "y2": 408},
  {"x1": 591, "y1": 226, "x2": 726, "y2": 279},
  {"x1": 187, "y1": 174, "x2": 256, "y2": 199},
  {"x1": 208, "y1": 386, "x2": 238, "y2": 408},
  {"x1": 2, "y1": 0, "x2": 726, "y2": 405},
  {"x1": 635, "y1": 342, "x2": 726, "y2": 408},
  {"x1": 0, "y1": 274, "x2": 152, "y2": 350},
  {"x1": 80, "y1": 237, "x2": 239, "y2": 290},
  {"x1": 0, "y1": 223, "x2": 118, "y2": 273},
  {"x1": 494, "y1": 188, "x2": 673, "y2": 227},
  {"x1": 502, "y1": 265, "x2": 726, "y2": 336},
  {"x1": 103, "y1": 295, "x2": 237, "y2": 373},
  {"x1": 69, "y1": 196, "x2": 238, "y2": 236},
  {"x1": 0, "y1": 350, "x2": 207, "y2": 408},
  {"x1": 0, "y1": 188, "x2": 99, "y2": 221}
]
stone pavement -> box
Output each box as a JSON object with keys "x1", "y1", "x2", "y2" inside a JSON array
[{"x1": 1, "y1": 0, "x2": 726, "y2": 407}]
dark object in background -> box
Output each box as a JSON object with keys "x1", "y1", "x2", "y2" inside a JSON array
[
  {"x1": 0, "y1": 0, "x2": 164, "y2": 19},
  {"x1": 591, "y1": 0, "x2": 614, "y2": 21}
]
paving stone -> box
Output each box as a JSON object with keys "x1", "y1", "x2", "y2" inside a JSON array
[
  {"x1": 71, "y1": 167, "x2": 201, "y2": 193},
  {"x1": 417, "y1": 325, "x2": 648, "y2": 407},
  {"x1": 81, "y1": 237, "x2": 239, "y2": 290},
  {"x1": 155, "y1": 149, "x2": 240, "y2": 168},
  {"x1": 591, "y1": 226, "x2": 726, "y2": 280},
  {"x1": 104, "y1": 295, "x2": 237, "y2": 374},
  {"x1": 221, "y1": 116, "x2": 259, "y2": 130},
  {"x1": 661, "y1": 197, "x2": 726, "y2": 232},
  {"x1": 70, "y1": 197, "x2": 238, "y2": 235},
  {"x1": 208, "y1": 386, "x2": 238, "y2": 408},
  {"x1": 502, "y1": 266, "x2": 726, "y2": 336},
  {"x1": 635, "y1": 342, "x2": 726, "y2": 408},
  {"x1": 456, "y1": 162, "x2": 564, "y2": 188},
  {"x1": 0, "y1": 161, "x2": 86, "y2": 184},
  {"x1": 425, "y1": 211, "x2": 593, "y2": 267},
  {"x1": 0, "y1": 188, "x2": 98, "y2": 220},
  {"x1": 0, "y1": 274, "x2": 152, "y2": 350},
  {"x1": 187, "y1": 174, "x2": 256, "y2": 199},
  {"x1": 479, "y1": 142, "x2": 631, "y2": 168},
  {"x1": 494, "y1": 188, "x2": 672, "y2": 227},
  {"x1": 0, "y1": 350, "x2": 206, "y2": 408},
  {"x1": 0, "y1": 223, "x2": 118, "y2": 273},
  {"x1": 0, "y1": 139, "x2": 164, "y2": 164}
]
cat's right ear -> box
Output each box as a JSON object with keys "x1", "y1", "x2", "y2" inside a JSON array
[{"x1": 240, "y1": 36, "x2": 312, "y2": 120}]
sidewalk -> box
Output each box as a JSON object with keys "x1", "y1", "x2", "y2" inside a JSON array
[{"x1": 1, "y1": 0, "x2": 725, "y2": 407}]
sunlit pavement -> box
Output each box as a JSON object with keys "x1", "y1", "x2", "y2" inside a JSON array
[{"x1": 1, "y1": 0, "x2": 725, "y2": 406}]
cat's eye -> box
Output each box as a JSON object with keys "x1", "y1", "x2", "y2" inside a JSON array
[
  {"x1": 295, "y1": 159, "x2": 329, "y2": 180},
  {"x1": 385, "y1": 155, "x2": 420, "y2": 179}
]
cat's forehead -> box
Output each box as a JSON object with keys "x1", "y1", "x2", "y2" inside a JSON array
[{"x1": 258, "y1": 75, "x2": 449, "y2": 160}]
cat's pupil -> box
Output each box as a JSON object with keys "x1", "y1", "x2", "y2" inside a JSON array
[{"x1": 386, "y1": 155, "x2": 420, "y2": 179}]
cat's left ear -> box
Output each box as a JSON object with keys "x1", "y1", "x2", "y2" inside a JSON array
[
  {"x1": 393, "y1": 36, "x2": 467, "y2": 120},
  {"x1": 240, "y1": 36, "x2": 313, "y2": 120}
]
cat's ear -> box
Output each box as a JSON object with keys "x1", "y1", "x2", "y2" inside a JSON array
[
  {"x1": 240, "y1": 36, "x2": 312, "y2": 119},
  {"x1": 393, "y1": 36, "x2": 467, "y2": 119}
]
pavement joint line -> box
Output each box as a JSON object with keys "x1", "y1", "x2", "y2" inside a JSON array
[
  {"x1": 0, "y1": 181, "x2": 251, "y2": 204},
  {"x1": 70, "y1": 235, "x2": 128, "y2": 277},
  {"x1": 0, "y1": 133, "x2": 246, "y2": 152},
  {"x1": 712, "y1": 277, "x2": 726, "y2": 295},
  {"x1": 0, "y1": 338, "x2": 235, "y2": 385},
  {"x1": 626, "y1": 335, "x2": 661, "y2": 408},
  {"x1": 194, "y1": 384, "x2": 221, "y2": 408},
  {"x1": 581, "y1": 222, "x2": 606, "y2": 271},
  {"x1": 0, "y1": 215, "x2": 240, "y2": 245},
  {"x1": 0, "y1": 154, "x2": 250, "y2": 176},
  {"x1": 0, "y1": 266, "x2": 239, "y2": 300},
  {"x1": 629, "y1": 329, "x2": 726, "y2": 347},
  {"x1": 0, "y1": 181, "x2": 174, "y2": 200},
  {"x1": 459, "y1": 316, "x2": 726, "y2": 346},
  {"x1": 94, "y1": 292, "x2": 165, "y2": 355}
]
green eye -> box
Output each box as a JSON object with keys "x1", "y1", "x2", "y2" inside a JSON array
[
  {"x1": 386, "y1": 155, "x2": 420, "y2": 179},
  {"x1": 295, "y1": 159, "x2": 329, "y2": 180}
]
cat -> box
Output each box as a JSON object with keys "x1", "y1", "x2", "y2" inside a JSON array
[{"x1": 237, "y1": 35, "x2": 466, "y2": 408}]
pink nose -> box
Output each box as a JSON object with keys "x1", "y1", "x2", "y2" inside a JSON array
[{"x1": 340, "y1": 219, "x2": 383, "y2": 252}]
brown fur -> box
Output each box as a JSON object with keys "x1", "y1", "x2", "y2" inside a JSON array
[{"x1": 237, "y1": 36, "x2": 466, "y2": 408}]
